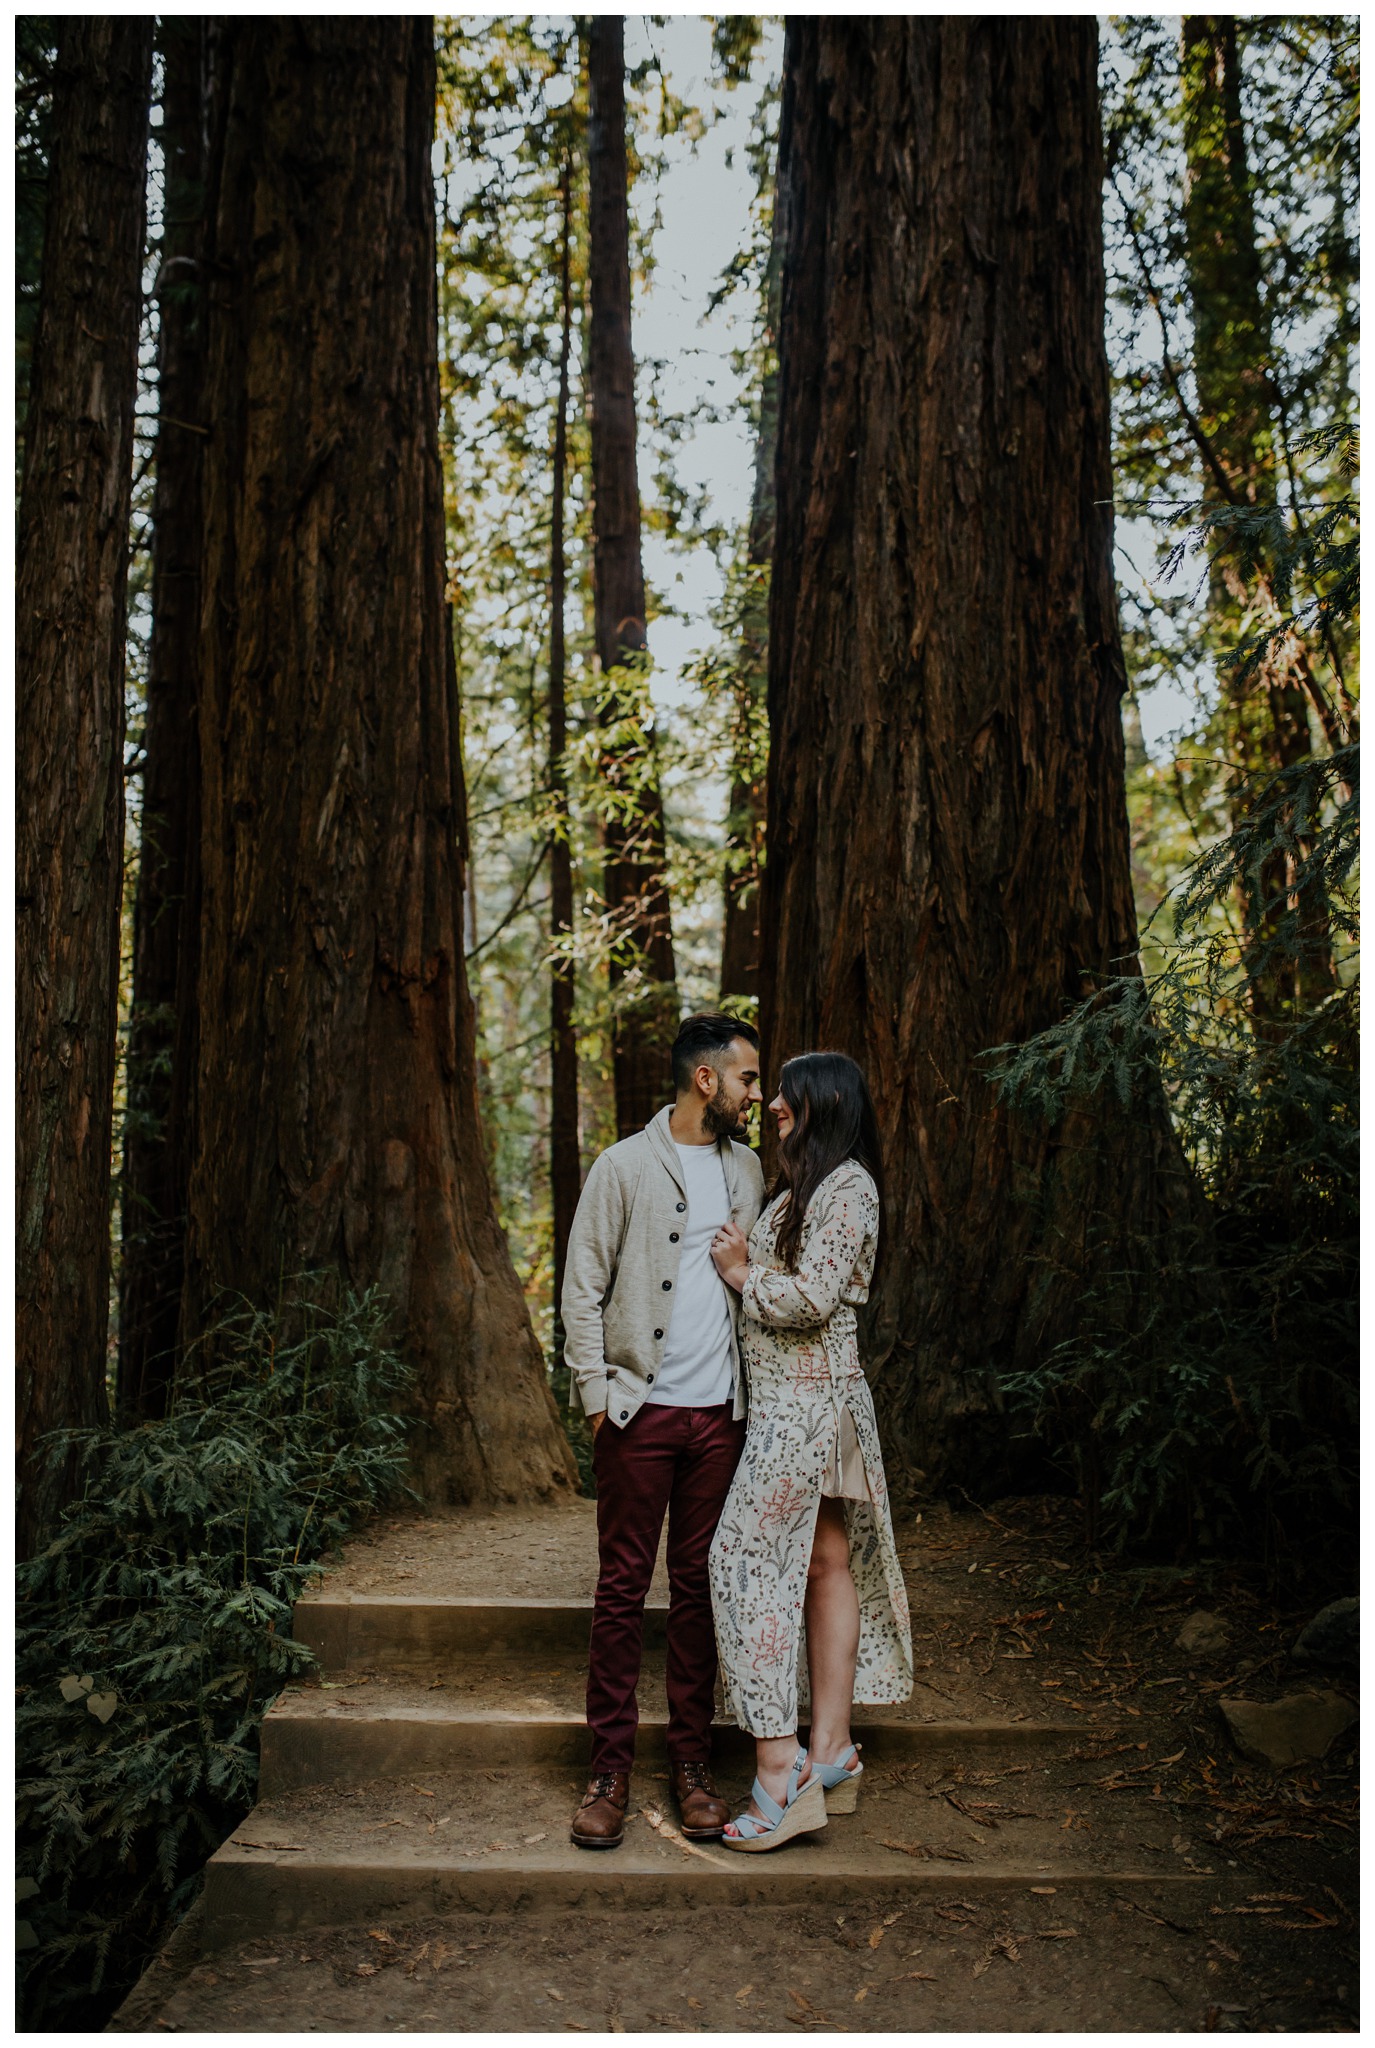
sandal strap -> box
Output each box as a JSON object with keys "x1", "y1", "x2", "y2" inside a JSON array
[{"x1": 749, "y1": 1774, "x2": 785, "y2": 1827}]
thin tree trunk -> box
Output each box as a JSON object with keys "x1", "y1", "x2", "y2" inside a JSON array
[
  {"x1": 548, "y1": 150, "x2": 581, "y2": 1354},
  {"x1": 15, "y1": 17, "x2": 153, "y2": 1554},
  {"x1": 763, "y1": 18, "x2": 1197, "y2": 1489},
  {"x1": 1180, "y1": 17, "x2": 1334, "y2": 1015},
  {"x1": 585, "y1": 15, "x2": 677, "y2": 1139},
  {"x1": 183, "y1": 19, "x2": 575, "y2": 1502},
  {"x1": 719, "y1": 199, "x2": 780, "y2": 1006},
  {"x1": 120, "y1": 17, "x2": 208, "y2": 1419}
]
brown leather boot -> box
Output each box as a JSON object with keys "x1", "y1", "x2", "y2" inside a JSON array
[
  {"x1": 671, "y1": 1759, "x2": 729, "y2": 1840},
  {"x1": 571, "y1": 1771, "x2": 630, "y2": 1850}
]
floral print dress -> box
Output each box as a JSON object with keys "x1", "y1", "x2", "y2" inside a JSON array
[{"x1": 709, "y1": 1160, "x2": 913, "y2": 1737}]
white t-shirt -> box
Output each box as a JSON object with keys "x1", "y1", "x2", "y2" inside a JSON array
[{"x1": 648, "y1": 1143, "x2": 735, "y2": 1408}]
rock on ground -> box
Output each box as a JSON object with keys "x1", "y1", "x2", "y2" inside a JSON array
[
  {"x1": 1175, "y1": 1611, "x2": 1230, "y2": 1656},
  {"x1": 1219, "y1": 1690, "x2": 1357, "y2": 1769},
  {"x1": 1291, "y1": 1597, "x2": 1358, "y2": 1669}
]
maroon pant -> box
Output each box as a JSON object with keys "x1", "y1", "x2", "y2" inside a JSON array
[{"x1": 587, "y1": 1400, "x2": 746, "y2": 1774}]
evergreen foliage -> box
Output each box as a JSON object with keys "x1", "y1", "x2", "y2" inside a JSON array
[
  {"x1": 984, "y1": 739, "x2": 1357, "y2": 1578},
  {"x1": 16, "y1": 1286, "x2": 414, "y2": 2029}
]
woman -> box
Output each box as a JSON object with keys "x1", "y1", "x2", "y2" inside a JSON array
[{"x1": 708, "y1": 1051, "x2": 912, "y2": 1851}]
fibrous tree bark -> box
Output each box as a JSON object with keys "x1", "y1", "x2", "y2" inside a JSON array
[
  {"x1": 183, "y1": 18, "x2": 575, "y2": 1501},
  {"x1": 1180, "y1": 17, "x2": 1337, "y2": 1017},
  {"x1": 16, "y1": 17, "x2": 153, "y2": 1553},
  {"x1": 548, "y1": 147, "x2": 581, "y2": 1349},
  {"x1": 763, "y1": 18, "x2": 1194, "y2": 1486},
  {"x1": 120, "y1": 17, "x2": 209, "y2": 1419},
  {"x1": 585, "y1": 15, "x2": 677, "y2": 1138},
  {"x1": 718, "y1": 200, "x2": 780, "y2": 1006}
]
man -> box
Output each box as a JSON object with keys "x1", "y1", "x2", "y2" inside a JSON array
[{"x1": 562, "y1": 1012, "x2": 765, "y2": 1848}]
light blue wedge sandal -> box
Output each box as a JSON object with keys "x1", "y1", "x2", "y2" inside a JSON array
[
  {"x1": 811, "y1": 1742, "x2": 864, "y2": 1814},
  {"x1": 721, "y1": 1749, "x2": 828, "y2": 1854}
]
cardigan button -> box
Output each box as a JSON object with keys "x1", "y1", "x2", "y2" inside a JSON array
[
  {"x1": 669, "y1": 1232, "x2": 680, "y2": 1243},
  {"x1": 675, "y1": 1201, "x2": 686, "y2": 1212},
  {"x1": 661, "y1": 1279, "x2": 672, "y2": 1291},
  {"x1": 654, "y1": 1329, "x2": 664, "y2": 1340},
  {"x1": 619, "y1": 1411, "x2": 628, "y2": 1421}
]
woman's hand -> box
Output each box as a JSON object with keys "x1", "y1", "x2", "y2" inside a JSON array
[{"x1": 711, "y1": 1220, "x2": 750, "y2": 1294}]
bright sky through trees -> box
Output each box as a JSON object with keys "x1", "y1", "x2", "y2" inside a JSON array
[{"x1": 622, "y1": 15, "x2": 781, "y2": 723}]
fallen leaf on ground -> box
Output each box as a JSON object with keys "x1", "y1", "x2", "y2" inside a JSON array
[
  {"x1": 687, "y1": 1998, "x2": 702, "y2": 2009},
  {"x1": 882, "y1": 1911, "x2": 905, "y2": 1926},
  {"x1": 868, "y1": 1926, "x2": 885, "y2": 1949},
  {"x1": 524, "y1": 1832, "x2": 548, "y2": 1844},
  {"x1": 1039, "y1": 1929, "x2": 1078, "y2": 1940},
  {"x1": 546, "y1": 1989, "x2": 564, "y2": 2001},
  {"x1": 897, "y1": 1972, "x2": 937, "y2": 1982},
  {"x1": 1029, "y1": 1886, "x2": 1056, "y2": 1896},
  {"x1": 972, "y1": 1957, "x2": 991, "y2": 1978},
  {"x1": 736, "y1": 1984, "x2": 754, "y2": 2002},
  {"x1": 854, "y1": 1987, "x2": 868, "y2": 2003},
  {"x1": 355, "y1": 1964, "x2": 378, "y2": 1977},
  {"x1": 640, "y1": 1807, "x2": 731, "y2": 1867}
]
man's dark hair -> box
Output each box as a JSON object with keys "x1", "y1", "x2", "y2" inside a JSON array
[{"x1": 671, "y1": 1011, "x2": 759, "y2": 1094}]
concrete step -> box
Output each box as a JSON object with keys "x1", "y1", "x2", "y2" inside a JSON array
[
  {"x1": 205, "y1": 1833, "x2": 1206, "y2": 1943},
  {"x1": 260, "y1": 1681, "x2": 1103, "y2": 1795},
  {"x1": 292, "y1": 1594, "x2": 660, "y2": 1672},
  {"x1": 204, "y1": 1761, "x2": 1213, "y2": 1949},
  {"x1": 203, "y1": 1760, "x2": 1214, "y2": 1949}
]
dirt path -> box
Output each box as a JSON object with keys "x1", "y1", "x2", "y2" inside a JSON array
[{"x1": 114, "y1": 1494, "x2": 1358, "y2": 2033}]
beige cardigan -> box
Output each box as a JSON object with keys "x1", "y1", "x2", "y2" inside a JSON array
[{"x1": 561, "y1": 1105, "x2": 766, "y2": 1427}]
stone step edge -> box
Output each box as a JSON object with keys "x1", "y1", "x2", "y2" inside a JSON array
[
  {"x1": 257, "y1": 1706, "x2": 1103, "y2": 1794},
  {"x1": 268, "y1": 1699, "x2": 1097, "y2": 1738},
  {"x1": 201, "y1": 1845, "x2": 1208, "y2": 1944},
  {"x1": 294, "y1": 1594, "x2": 666, "y2": 1668}
]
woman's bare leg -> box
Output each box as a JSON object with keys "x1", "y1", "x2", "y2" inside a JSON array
[{"x1": 804, "y1": 1496, "x2": 859, "y2": 1765}]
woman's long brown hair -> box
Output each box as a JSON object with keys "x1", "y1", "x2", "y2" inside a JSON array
[{"x1": 770, "y1": 1051, "x2": 884, "y2": 1273}]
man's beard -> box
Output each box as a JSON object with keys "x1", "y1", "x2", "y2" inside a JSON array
[{"x1": 702, "y1": 1091, "x2": 748, "y2": 1141}]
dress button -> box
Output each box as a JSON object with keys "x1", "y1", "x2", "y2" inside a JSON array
[
  {"x1": 675, "y1": 1202, "x2": 686, "y2": 1212},
  {"x1": 669, "y1": 1232, "x2": 680, "y2": 1243},
  {"x1": 654, "y1": 1329, "x2": 664, "y2": 1340},
  {"x1": 647, "y1": 1374, "x2": 655, "y2": 1383},
  {"x1": 661, "y1": 1280, "x2": 672, "y2": 1291}
]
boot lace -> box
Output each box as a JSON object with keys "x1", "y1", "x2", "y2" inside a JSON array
[{"x1": 677, "y1": 1761, "x2": 713, "y2": 1792}]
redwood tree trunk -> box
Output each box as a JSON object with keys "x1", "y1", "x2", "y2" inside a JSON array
[
  {"x1": 763, "y1": 18, "x2": 1194, "y2": 1486},
  {"x1": 548, "y1": 151, "x2": 580, "y2": 1351},
  {"x1": 15, "y1": 17, "x2": 153, "y2": 1552},
  {"x1": 120, "y1": 17, "x2": 208, "y2": 1418},
  {"x1": 585, "y1": 16, "x2": 677, "y2": 1138},
  {"x1": 183, "y1": 19, "x2": 575, "y2": 1502}
]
